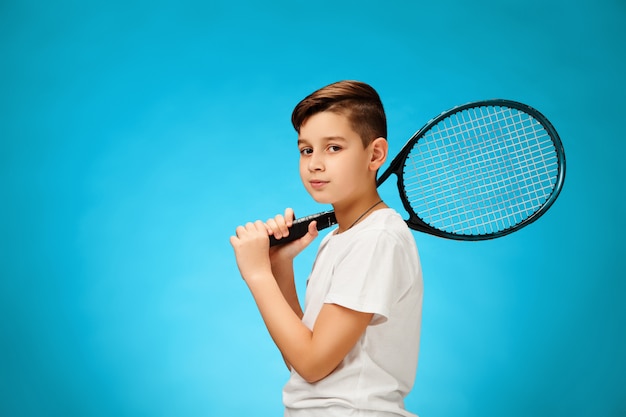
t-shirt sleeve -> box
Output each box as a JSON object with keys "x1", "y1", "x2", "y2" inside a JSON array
[{"x1": 324, "y1": 230, "x2": 410, "y2": 325}]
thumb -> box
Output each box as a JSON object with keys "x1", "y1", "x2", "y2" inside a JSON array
[
  {"x1": 297, "y1": 220, "x2": 319, "y2": 248},
  {"x1": 271, "y1": 220, "x2": 319, "y2": 260},
  {"x1": 290, "y1": 220, "x2": 319, "y2": 253}
]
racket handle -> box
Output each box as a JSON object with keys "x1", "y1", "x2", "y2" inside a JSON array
[{"x1": 269, "y1": 210, "x2": 337, "y2": 247}]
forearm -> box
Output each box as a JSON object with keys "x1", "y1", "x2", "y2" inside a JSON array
[
  {"x1": 271, "y1": 261, "x2": 303, "y2": 319},
  {"x1": 246, "y1": 274, "x2": 321, "y2": 381}
]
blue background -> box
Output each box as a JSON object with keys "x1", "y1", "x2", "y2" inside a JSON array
[{"x1": 1, "y1": 1, "x2": 624, "y2": 416}]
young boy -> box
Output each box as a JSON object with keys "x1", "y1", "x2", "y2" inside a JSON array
[{"x1": 230, "y1": 81, "x2": 423, "y2": 417}]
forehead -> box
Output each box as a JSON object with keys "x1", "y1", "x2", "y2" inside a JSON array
[{"x1": 298, "y1": 111, "x2": 359, "y2": 142}]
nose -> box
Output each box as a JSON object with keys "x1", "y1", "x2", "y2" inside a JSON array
[{"x1": 308, "y1": 151, "x2": 324, "y2": 172}]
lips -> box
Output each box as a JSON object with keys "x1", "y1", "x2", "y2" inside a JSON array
[{"x1": 309, "y1": 179, "x2": 329, "y2": 190}]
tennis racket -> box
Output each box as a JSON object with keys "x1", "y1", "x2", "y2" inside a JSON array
[{"x1": 269, "y1": 99, "x2": 566, "y2": 246}]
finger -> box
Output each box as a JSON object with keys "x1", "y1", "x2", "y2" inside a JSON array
[
  {"x1": 296, "y1": 220, "x2": 319, "y2": 249},
  {"x1": 307, "y1": 220, "x2": 319, "y2": 239},
  {"x1": 235, "y1": 225, "x2": 246, "y2": 237},
  {"x1": 254, "y1": 220, "x2": 268, "y2": 233},
  {"x1": 265, "y1": 218, "x2": 278, "y2": 236},
  {"x1": 273, "y1": 214, "x2": 290, "y2": 238},
  {"x1": 285, "y1": 208, "x2": 295, "y2": 226}
]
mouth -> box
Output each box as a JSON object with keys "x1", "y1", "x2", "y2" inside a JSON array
[{"x1": 309, "y1": 179, "x2": 329, "y2": 190}]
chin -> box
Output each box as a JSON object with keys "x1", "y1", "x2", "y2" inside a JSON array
[
  {"x1": 307, "y1": 191, "x2": 334, "y2": 205},
  {"x1": 310, "y1": 196, "x2": 333, "y2": 205}
]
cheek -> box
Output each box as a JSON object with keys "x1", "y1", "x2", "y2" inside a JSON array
[
  {"x1": 298, "y1": 159, "x2": 305, "y2": 177},
  {"x1": 299, "y1": 161, "x2": 309, "y2": 185}
]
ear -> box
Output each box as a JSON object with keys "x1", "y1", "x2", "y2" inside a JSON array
[{"x1": 368, "y1": 137, "x2": 388, "y2": 171}]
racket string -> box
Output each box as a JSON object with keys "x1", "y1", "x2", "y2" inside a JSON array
[
  {"x1": 419, "y1": 117, "x2": 556, "y2": 232},
  {"x1": 404, "y1": 106, "x2": 560, "y2": 235}
]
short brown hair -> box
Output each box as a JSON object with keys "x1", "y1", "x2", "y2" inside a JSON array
[{"x1": 291, "y1": 80, "x2": 387, "y2": 147}]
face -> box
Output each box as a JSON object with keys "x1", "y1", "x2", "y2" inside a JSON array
[{"x1": 297, "y1": 111, "x2": 377, "y2": 207}]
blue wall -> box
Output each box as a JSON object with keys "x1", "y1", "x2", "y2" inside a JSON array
[{"x1": 1, "y1": 1, "x2": 624, "y2": 416}]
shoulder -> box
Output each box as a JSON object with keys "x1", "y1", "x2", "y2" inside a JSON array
[
  {"x1": 333, "y1": 209, "x2": 418, "y2": 259},
  {"x1": 357, "y1": 209, "x2": 415, "y2": 245},
  {"x1": 326, "y1": 209, "x2": 422, "y2": 313}
]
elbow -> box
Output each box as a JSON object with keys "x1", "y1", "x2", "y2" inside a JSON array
[
  {"x1": 293, "y1": 361, "x2": 337, "y2": 384},
  {"x1": 301, "y1": 371, "x2": 327, "y2": 384},
  {"x1": 299, "y1": 370, "x2": 328, "y2": 384}
]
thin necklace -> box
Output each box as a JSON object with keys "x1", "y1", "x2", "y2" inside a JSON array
[{"x1": 347, "y1": 200, "x2": 384, "y2": 230}]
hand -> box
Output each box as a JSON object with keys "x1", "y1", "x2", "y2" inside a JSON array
[
  {"x1": 266, "y1": 208, "x2": 319, "y2": 263},
  {"x1": 264, "y1": 208, "x2": 295, "y2": 241},
  {"x1": 230, "y1": 220, "x2": 273, "y2": 283}
]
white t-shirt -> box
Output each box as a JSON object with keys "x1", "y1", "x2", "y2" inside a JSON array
[{"x1": 283, "y1": 208, "x2": 423, "y2": 417}]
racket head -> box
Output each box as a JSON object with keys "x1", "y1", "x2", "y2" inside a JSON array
[{"x1": 379, "y1": 99, "x2": 566, "y2": 240}]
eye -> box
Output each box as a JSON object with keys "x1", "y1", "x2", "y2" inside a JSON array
[
  {"x1": 299, "y1": 147, "x2": 313, "y2": 156},
  {"x1": 328, "y1": 145, "x2": 342, "y2": 153}
]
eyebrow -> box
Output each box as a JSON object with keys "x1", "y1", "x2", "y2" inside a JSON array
[{"x1": 297, "y1": 136, "x2": 348, "y2": 146}]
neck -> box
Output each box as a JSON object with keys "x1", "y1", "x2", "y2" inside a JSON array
[{"x1": 334, "y1": 194, "x2": 387, "y2": 233}]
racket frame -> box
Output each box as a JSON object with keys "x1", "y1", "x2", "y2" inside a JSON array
[{"x1": 379, "y1": 99, "x2": 566, "y2": 240}]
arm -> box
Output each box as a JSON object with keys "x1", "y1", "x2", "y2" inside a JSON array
[
  {"x1": 248, "y1": 276, "x2": 372, "y2": 382},
  {"x1": 270, "y1": 259, "x2": 303, "y2": 319},
  {"x1": 266, "y1": 208, "x2": 306, "y2": 318},
  {"x1": 230, "y1": 220, "x2": 373, "y2": 383},
  {"x1": 268, "y1": 253, "x2": 303, "y2": 370}
]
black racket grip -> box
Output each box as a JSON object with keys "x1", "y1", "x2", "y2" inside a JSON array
[{"x1": 268, "y1": 210, "x2": 337, "y2": 247}]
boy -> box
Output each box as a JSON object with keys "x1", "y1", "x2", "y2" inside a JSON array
[{"x1": 230, "y1": 80, "x2": 423, "y2": 416}]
